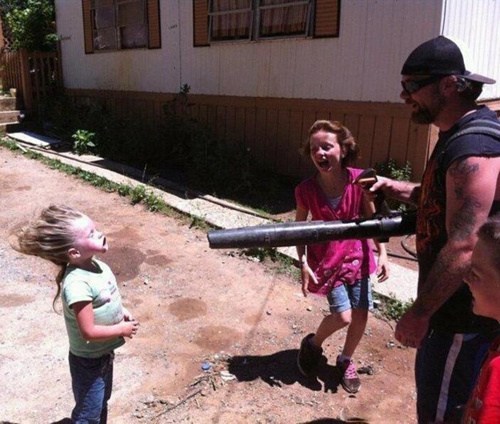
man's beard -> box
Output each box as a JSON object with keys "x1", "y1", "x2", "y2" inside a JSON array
[
  {"x1": 411, "y1": 91, "x2": 446, "y2": 125},
  {"x1": 411, "y1": 107, "x2": 435, "y2": 124}
]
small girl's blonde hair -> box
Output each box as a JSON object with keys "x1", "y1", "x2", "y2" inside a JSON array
[
  {"x1": 300, "y1": 120, "x2": 360, "y2": 167},
  {"x1": 13, "y1": 205, "x2": 86, "y2": 309}
]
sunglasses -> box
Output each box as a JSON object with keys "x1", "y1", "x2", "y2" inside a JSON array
[{"x1": 401, "y1": 75, "x2": 444, "y2": 94}]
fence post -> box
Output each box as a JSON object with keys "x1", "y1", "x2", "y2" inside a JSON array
[{"x1": 19, "y1": 48, "x2": 33, "y2": 113}]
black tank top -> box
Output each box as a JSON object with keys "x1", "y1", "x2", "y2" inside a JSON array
[{"x1": 417, "y1": 107, "x2": 500, "y2": 333}]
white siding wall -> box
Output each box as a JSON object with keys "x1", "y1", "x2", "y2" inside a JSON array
[
  {"x1": 55, "y1": 0, "x2": 500, "y2": 102},
  {"x1": 441, "y1": 0, "x2": 500, "y2": 100},
  {"x1": 55, "y1": 1, "x2": 179, "y2": 92},
  {"x1": 179, "y1": 0, "x2": 442, "y2": 102}
]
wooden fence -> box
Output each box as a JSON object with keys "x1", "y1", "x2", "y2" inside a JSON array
[
  {"x1": 0, "y1": 48, "x2": 62, "y2": 113},
  {"x1": 65, "y1": 88, "x2": 435, "y2": 181}
]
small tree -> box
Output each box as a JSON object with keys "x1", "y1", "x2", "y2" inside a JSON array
[{"x1": 1, "y1": 0, "x2": 57, "y2": 51}]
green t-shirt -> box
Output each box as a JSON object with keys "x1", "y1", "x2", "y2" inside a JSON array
[{"x1": 62, "y1": 259, "x2": 125, "y2": 358}]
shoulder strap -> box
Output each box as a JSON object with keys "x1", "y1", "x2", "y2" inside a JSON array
[
  {"x1": 436, "y1": 119, "x2": 500, "y2": 179},
  {"x1": 445, "y1": 119, "x2": 500, "y2": 146}
]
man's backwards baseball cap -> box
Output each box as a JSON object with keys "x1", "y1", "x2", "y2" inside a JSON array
[{"x1": 401, "y1": 35, "x2": 495, "y2": 84}]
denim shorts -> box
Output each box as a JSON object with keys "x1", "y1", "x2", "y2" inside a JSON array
[{"x1": 327, "y1": 276, "x2": 373, "y2": 313}]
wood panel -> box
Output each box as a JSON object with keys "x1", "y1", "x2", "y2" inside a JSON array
[
  {"x1": 254, "y1": 108, "x2": 267, "y2": 164},
  {"x1": 275, "y1": 109, "x2": 291, "y2": 176},
  {"x1": 371, "y1": 116, "x2": 392, "y2": 167},
  {"x1": 265, "y1": 108, "x2": 279, "y2": 170},
  {"x1": 0, "y1": 51, "x2": 22, "y2": 95},
  {"x1": 196, "y1": 104, "x2": 209, "y2": 126},
  {"x1": 299, "y1": 111, "x2": 317, "y2": 176},
  {"x1": 344, "y1": 114, "x2": 360, "y2": 140},
  {"x1": 215, "y1": 105, "x2": 226, "y2": 141},
  {"x1": 356, "y1": 115, "x2": 376, "y2": 170},
  {"x1": 286, "y1": 110, "x2": 305, "y2": 179},
  {"x1": 225, "y1": 106, "x2": 236, "y2": 145},
  {"x1": 206, "y1": 104, "x2": 217, "y2": 134},
  {"x1": 406, "y1": 122, "x2": 432, "y2": 180},
  {"x1": 233, "y1": 106, "x2": 246, "y2": 146},
  {"x1": 389, "y1": 117, "x2": 411, "y2": 167},
  {"x1": 244, "y1": 106, "x2": 257, "y2": 153},
  {"x1": 153, "y1": 99, "x2": 163, "y2": 124}
]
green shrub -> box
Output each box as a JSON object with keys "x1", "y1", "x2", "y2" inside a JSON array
[
  {"x1": 72, "y1": 129, "x2": 96, "y2": 155},
  {"x1": 375, "y1": 158, "x2": 412, "y2": 182},
  {"x1": 374, "y1": 159, "x2": 413, "y2": 212},
  {"x1": 130, "y1": 185, "x2": 147, "y2": 204},
  {"x1": 2, "y1": 0, "x2": 57, "y2": 52},
  {"x1": 374, "y1": 293, "x2": 413, "y2": 321},
  {"x1": 117, "y1": 184, "x2": 132, "y2": 197},
  {"x1": 144, "y1": 191, "x2": 166, "y2": 212}
]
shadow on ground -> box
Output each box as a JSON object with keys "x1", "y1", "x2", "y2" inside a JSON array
[
  {"x1": 227, "y1": 350, "x2": 372, "y2": 423},
  {"x1": 87, "y1": 156, "x2": 296, "y2": 216},
  {"x1": 227, "y1": 348, "x2": 344, "y2": 393}
]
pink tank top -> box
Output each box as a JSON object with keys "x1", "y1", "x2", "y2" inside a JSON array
[{"x1": 294, "y1": 167, "x2": 377, "y2": 295}]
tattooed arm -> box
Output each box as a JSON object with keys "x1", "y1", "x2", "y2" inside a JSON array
[{"x1": 395, "y1": 155, "x2": 500, "y2": 348}]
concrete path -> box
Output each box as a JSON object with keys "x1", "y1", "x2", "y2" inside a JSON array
[{"x1": 6, "y1": 131, "x2": 418, "y2": 303}]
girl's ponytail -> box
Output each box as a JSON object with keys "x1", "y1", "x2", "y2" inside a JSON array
[{"x1": 11, "y1": 205, "x2": 85, "y2": 310}]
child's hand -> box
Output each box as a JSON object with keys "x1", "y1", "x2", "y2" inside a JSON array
[
  {"x1": 120, "y1": 319, "x2": 139, "y2": 339},
  {"x1": 376, "y1": 253, "x2": 390, "y2": 282},
  {"x1": 377, "y1": 262, "x2": 390, "y2": 282},
  {"x1": 300, "y1": 262, "x2": 319, "y2": 297},
  {"x1": 122, "y1": 307, "x2": 134, "y2": 321}
]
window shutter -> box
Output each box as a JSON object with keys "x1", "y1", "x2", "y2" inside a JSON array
[
  {"x1": 193, "y1": 0, "x2": 209, "y2": 47},
  {"x1": 147, "y1": 0, "x2": 161, "y2": 49},
  {"x1": 314, "y1": 0, "x2": 341, "y2": 38},
  {"x1": 82, "y1": 0, "x2": 94, "y2": 54}
]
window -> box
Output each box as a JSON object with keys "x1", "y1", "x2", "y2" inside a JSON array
[
  {"x1": 193, "y1": 0, "x2": 340, "y2": 46},
  {"x1": 91, "y1": 0, "x2": 147, "y2": 50},
  {"x1": 258, "y1": 0, "x2": 313, "y2": 38},
  {"x1": 209, "y1": 1, "x2": 252, "y2": 42},
  {"x1": 82, "y1": 0, "x2": 161, "y2": 53},
  {"x1": 208, "y1": 0, "x2": 312, "y2": 42}
]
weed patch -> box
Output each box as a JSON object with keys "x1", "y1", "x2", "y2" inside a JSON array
[{"x1": 373, "y1": 292, "x2": 413, "y2": 322}]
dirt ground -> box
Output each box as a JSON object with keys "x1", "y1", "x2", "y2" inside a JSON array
[{"x1": 0, "y1": 146, "x2": 418, "y2": 424}]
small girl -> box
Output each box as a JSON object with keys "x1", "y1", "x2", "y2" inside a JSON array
[
  {"x1": 462, "y1": 214, "x2": 500, "y2": 423},
  {"x1": 295, "y1": 120, "x2": 389, "y2": 393},
  {"x1": 13, "y1": 205, "x2": 139, "y2": 423}
]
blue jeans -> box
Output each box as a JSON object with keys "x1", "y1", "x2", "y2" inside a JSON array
[
  {"x1": 415, "y1": 331, "x2": 490, "y2": 424},
  {"x1": 327, "y1": 276, "x2": 373, "y2": 313},
  {"x1": 69, "y1": 351, "x2": 114, "y2": 424}
]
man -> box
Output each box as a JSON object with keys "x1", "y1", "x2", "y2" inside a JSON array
[{"x1": 368, "y1": 36, "x2": 500, "y2": 423}]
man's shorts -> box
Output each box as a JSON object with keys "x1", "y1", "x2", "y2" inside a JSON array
[
  {"x1": 415, "y1": 330, "x2": 491, "y2": 424},
  {"x1": 327, "y1": 276, "x2": 373, "y2": 313}
]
